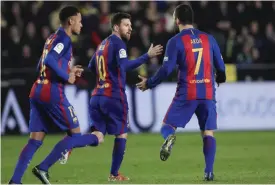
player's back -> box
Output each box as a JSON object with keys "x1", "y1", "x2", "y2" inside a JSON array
[
  {"x1": 90, "y1": 34, "x2": 127, "y2": 100},
  {"x1": 174, "y1": 28, "x2": 224, "y2": 100},
  {"x1": 29, "y1": 27, "x2": 72, "y2": 103}
]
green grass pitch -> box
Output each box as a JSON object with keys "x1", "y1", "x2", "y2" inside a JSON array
[{"x1": 1, "y1": 131, "x2": 275, "y2": 184}]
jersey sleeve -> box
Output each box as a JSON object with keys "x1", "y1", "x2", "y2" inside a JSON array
[
  {"x1": 146, "y1": 38, "x2": 177, "y2": 89},
  {"x1": 88, "y1": 52, "x2": 96, "y2": 73},
  {"x1": 209, "y1": 35, "x2": 226, "y2": 83},
  {"x1": 209, "y1": 35, "x2": 225, "y2": 72},
  {"x1": 116, "y1": 40, "x2": 149, "y2": 71},
  {"x1": 44, "y1": 35, "x2": 71, "y2": 82}
]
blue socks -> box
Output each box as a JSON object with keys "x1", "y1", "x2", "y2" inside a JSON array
[
  {"x1": 38, "y1": 134, "x2": 99, "y2": 172},
  {"x1": 11, "y1": 139, "x2": 43, "y2": 184},
  {"x1": 203, "y1": 135, "x2": 216, "y2": 173},
  {"x1": 160, "y1": 124, "x2": 175, "y2": 139},
  {"x1": 110, "y1": 138, "x2": 127, "y2": 176},
  {"x1": 38, "y1": 136, "x2": 74, "y2": 171},
  {"x1": 73, "y1": 134, "x2": 99, "y2": 147}
]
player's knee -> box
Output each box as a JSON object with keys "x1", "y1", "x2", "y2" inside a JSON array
[
  {"x1": 30, "y1": 132, "x2": 46, "y2": 141},
  {"x1": 202, "y1": 130, "x2": 214, "y2": 137},
  {"x1": 92, "y1": 131, "x2": 104, "y2": 144},
  {"x1": 116, "y1": 133, "x2": 128, "y2": 139}
]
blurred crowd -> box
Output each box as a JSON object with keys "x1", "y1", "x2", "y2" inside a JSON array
[{"x1": 2, "y1": 1, "x2": 275, "y2": 77}]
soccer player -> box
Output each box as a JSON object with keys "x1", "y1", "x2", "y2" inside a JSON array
[
  {"x1": 136, "y1": 4, "x2": 226, "y2": 181},
  {"x1": 88, "y1": 12, "x2": 162, "y2": 181},
  {"x1": 9, "y1": 6, "x2": 101, "y2": 184}
]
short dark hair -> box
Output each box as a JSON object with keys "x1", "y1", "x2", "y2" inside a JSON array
[
  {"x1": 110, "y1": 12, "x2": 131, "y2": 30},
  {"x1": 59, "y1": 6, "x2": 80, "y2": 24},
  {"x1": 174, "y1": 4, "x2": 193, "y2": 25}
]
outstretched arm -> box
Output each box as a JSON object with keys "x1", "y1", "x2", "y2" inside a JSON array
[
  {"x1": 146, "y1": 39, "x2": 177, "y2": 89},
  {"x1": 117, "y1": 44, "x2": 163, "y2": 71}
]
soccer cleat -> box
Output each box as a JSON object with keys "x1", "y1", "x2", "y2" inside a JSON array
[
  {"x1": 59, "y1": 149, "x2": 72, "y2": 164},
  {"x1": 160, "y1": 134, "x2": 176, "y2": 161},
  {"x1": 8, "y1": 180, "x2": 22, "y2": 184},
  {"x1": 32, "y1": 166, "x2": 51, "y2": 185},
  {"x1": 108, "y1": 173, "x2": 130, "y2": 181},
  {"x1": 204, "y1": 172, "x2": 214, "y2": 181}
]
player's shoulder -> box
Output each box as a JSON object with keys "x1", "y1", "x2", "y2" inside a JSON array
[
  {"x1": 196, "y1": 29, "x2": 216, "y2": 41},
  {"x1": 55, "y1": 28, "x2": 71, "y2": 45},
  {"x1": 109, "y1": 34, "x2": 125, "y2": 47},
  {"x1": 167, "y1": 35, "x2": 178, "y2": 45}
]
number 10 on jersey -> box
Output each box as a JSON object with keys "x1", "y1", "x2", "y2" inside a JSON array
[{"x1": 96, "y1": 55, "x2": 106, "y2": 81}]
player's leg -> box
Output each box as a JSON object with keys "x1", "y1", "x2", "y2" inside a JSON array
[
  {"x1": 9, "y1": 99, "x2": 47, "y2": 184},
  {"x1": 195, "y1": 100, "x2": 217, "y2": 181},
  {"x1": 9, "y1": 132, "x2": 45, "y2": 184},
  {"x1": 59, "y1": 97, "x2": 106, "y2": 164},
  {"x1": 32, "y1": 100, "x2": 100, "y2": 184},
  {"x1": 100, "y1": 97, "x2": 129, "y2": 181},
  {"x1": 160, "y1": 99, "x2": 197, "y2": 161},
  {"x1": 109, "y1": 133, "x2": 129, "y2": 181}
]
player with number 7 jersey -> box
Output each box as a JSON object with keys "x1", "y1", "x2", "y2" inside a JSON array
[{"x1": 136, "y1": 4, "x2": 226, "y2": 181}]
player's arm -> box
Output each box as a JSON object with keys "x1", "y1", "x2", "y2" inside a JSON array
[
  {"x1": 117, "y1": 44, "x2": 149, "y2": 71},
  {"x1": 210, "y1": 35, "x2": 226, "y2": 84},
  {"x1": 44, "y1": 37, "x2": 70, "y2": 82},
  {"x1": 88, "y1": 52, "x2": 96, "y2": 72},
  {"x1": 146, "y1": 38, "x2": 177, "y2": 89}
]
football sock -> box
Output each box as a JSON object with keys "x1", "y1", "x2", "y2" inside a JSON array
[
  {"x1": 161, "y1": 124, "x2": 175, "y2": 140},
  {"x1": 38, "y1": 134, "x2": 98, "y2": 171},
  {"x1": 203, "y1": 135, "x2": 216, "y2": 173},
  {"x1": 73, "y1": 134, "x2": 99, "y2": 147},
  {"x1": 10, "y1": 139, "x2": 42, "y2": 184},
  {"x1": 110, "y1": 138, "x2": 126, "y2": 176}
]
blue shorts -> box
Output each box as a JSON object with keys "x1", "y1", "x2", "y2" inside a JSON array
[
  {"x1": 29, "y1": 98, "x2": 80, "y2": 133},
  {"x1": 89, "y1": 96, "x2": 128, "y2": 135},
  {"x1": 163, "y1": 99, "x2": 217, "y2": 130}
]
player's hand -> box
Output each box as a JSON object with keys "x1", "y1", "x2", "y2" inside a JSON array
[
  {"x1": 136, "y1": 75, "x2": 148, "y2": 92},
  {"x1": 71, "y1": 65, "x2": 84, "y2": 77},
  {"x1": 68, "y1": 73, "x2": 76, "y2": 84},
  {"x1": 147, "y1": 44, "x2": 163, "y2": 58},
  {"x1": 215, "y1": 71, "x2": 226, "y2": 87}
]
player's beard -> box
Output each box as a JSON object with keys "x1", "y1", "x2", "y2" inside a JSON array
[{"x1": 121, "y1": 33, "x2": 130, "y2": 43}]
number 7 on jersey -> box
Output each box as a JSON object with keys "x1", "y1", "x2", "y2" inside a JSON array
[{"x1": 192, "y1": 48, "x2": 203, "y2": 75}]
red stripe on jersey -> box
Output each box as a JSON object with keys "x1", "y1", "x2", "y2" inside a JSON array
[
  {"x1": 39, "y1": 82, "x2": 51, "y2": 102},
  {"x1": 199, "y1": 34, "x2": 213, "y2": 100},
  {"x1": 29, "y1": 82, "x2": 38, "y2": 98},
  {"x1": 181, "y1": 35, "x2": 197, "y2": 100},
  {"x1": 39, "y1": 67, "x2": 52, "y2": 102},
  {"x1": 117, "y1": 68, "x2": 127, "y2": 134},
  {"x1": 102, "y1": 41, "x2": 112, "y2": 97},
  {"x1": 59, "y1": 84, "x2": 70, "y2": 129}
]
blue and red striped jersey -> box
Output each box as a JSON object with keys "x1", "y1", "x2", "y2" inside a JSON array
[
  {"x1": 88, "y1": 34, "x2": 149, "y2": 100},
  {"x1": 147, "y1": 28, "x2": 226, "y2": 100},
  {"x1": 29, "y1": 27, "x2": 73, "y2": 103}
]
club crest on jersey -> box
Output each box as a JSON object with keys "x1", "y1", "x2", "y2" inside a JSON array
[
  {"x1": 119, "y1": 49, "x2": 127, "y2": 58},
  {"x1": 53, "y1": 43, "x2": 64, "y2": 54},
  {"x1": 164, "y1": 56, "x2": 168, "y2": 62},
  {"x1": 99, "y1": 44, "x2": 105, "y2": 50}
]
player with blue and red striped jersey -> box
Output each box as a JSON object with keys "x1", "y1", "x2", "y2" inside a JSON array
[
  {"x1": 88, "y1": 13, "x2": 163, "y2": 181},
  {"x1": 9, "y1": 7, "x2": 100, "y2": 184},
  {"x1": 136, "y1": 4, "x2": 226, "y2": 181}
]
